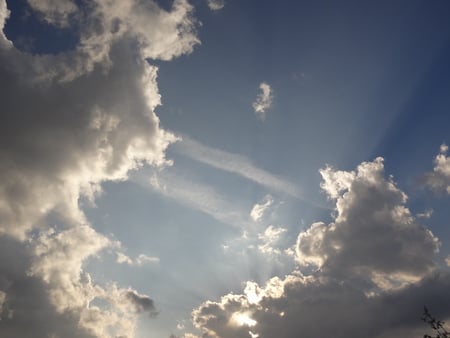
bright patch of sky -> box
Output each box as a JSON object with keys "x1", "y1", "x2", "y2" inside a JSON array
[{"x1": 1, "y1": 0, "x2": 450, "y2": 337}]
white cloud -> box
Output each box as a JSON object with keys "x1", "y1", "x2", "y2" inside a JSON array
[
  {"x1": 252, "y1": 82, "x2": 273, "y2": 120},
  {"x1": 190, "y1": 157, "x2": 448, "y2": 338},
  {"x1": 147, "y1": 170, "x2": 251, "y2": 228},
  {"x1": 206, "y1": 0, "x2": 225, "y2": 11},
  {"x1": 250, "y1": 195, "x2": 274, "y2": 222},
  {"x1": 175, "y1": 136, "x2": 300, "y2": 198},
  {"x1": 117, "y1": 252, "x2": 160, "y2": 266},
  {"x1": 424, "y1": 144, "x2": 450, "y2": 193},
  {"x1": 257, "y1": 225, "x2": 288, "y2": 256}
]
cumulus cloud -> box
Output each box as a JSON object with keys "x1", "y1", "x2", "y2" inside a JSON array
[
  {"x1": 298, "y1": 158, "x2": 439, "y2": 289},
  {"x1": 191, "y1": 157, "x2": 448, "y2": 338},
  {"x1": 424, "y1": 144, "x2": 450, "y2": 193},
  {"x1": 0, "y1": 0, "x2": 199, "y2": 336},
  {"x1": 252, "y1": 82, "x2": 273, "y2": 120},
  {"x1": 0, "y1": 0, "x2": 199, "y2": 239}
]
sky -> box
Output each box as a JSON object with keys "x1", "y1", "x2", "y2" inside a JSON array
[{"x1": 1, "y1": 0, "x2": 450, "y2": 337}]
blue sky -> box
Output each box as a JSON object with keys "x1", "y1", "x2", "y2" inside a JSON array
[{"x1": 1, "y1": 0, "x2": 450, "y2": 337}]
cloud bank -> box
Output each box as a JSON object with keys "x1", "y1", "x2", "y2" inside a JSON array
[
  {"x1": 0, "y1": 0, "x2": 199, "y2": 336},
  {"x1": 191, "y1": 157, "x2": 449, "y2": 338}
]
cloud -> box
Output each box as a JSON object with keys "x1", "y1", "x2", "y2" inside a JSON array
[
  {"x1": 193, "y1": 271, "x2": 450, "y2": 338},
  {"x1": 250, "y1": 195, "x2": 274, "y2": 222},
  {"x1": 26, "y1": 0, "x2": 78, "y2": 27},
  {"x1": 117, "y1": 252, "x2": 160, "y2": 266},
  {"x1": 147, "y1": 170, "x2": 251, "y2": 228},
  {"x1": 191, "y1": 157, "x2": 448, "y2": 338},
  {"x1": 252, "y1": 82, "x2": 273, "y2": 120},
  {"x1": 298, "y1": 157, "x2": 439, "y2": 289},
  {"x1": 0, "y1": 0, "x2": 199, "y2": 239},
  {"x1": 424, "y1": 144, "x2": 450, "y2": 193},
  {"x1": 125, "y1": 290, "x2": 158, "y2": 315},
  {"x1": 175, "y1": 136, "x2": 300, "y2": 198},
  {"x1": 0, "y1": 0, "x2": 199, "y2": 336},
  {"x1": 206, "y1": 0, "x2": 225, "y2": 11},
  {"x1": 257, "y1": 225, "x2": 288, "y2": 256},
  {"x1": 26, "y1": 224, "x2": 158, "y2": 338}
]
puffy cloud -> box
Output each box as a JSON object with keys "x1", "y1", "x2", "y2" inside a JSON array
[
  {"x1": 206, "y1": 0, "x2": 225, "y2": 11},
  {"x1": 257, "y1": 225, "x2": 288, "y2": 256},
  {"x1": 191, "y1": 158, "x2": 448, "y2": 338},
  {"x1": 25, "y1": 225, "x2": 158, "y2": 337},
  {"x1": 250, "y1": 195, "x2": 273, "y2": 222},
  {"x1": 0, "y1": 236, "x2": 97, "y2": 337},
  {"x1": 29, "y1": 225, "x2": 112, "y2": 312},
  {"x1": 0, "y1": 0, "x2": 199, "y2": 336},
  {"x1": 424, "y1": 144, "x2": 450, "y2": 193},
  {"x1": 252, "y1": 82, "x2": 273, "y2": 120},
  {"x1": 299, "y1": 158, "x2": 439, "y2": 289},
  {"x1": 0, "y1": 0, "x2": 199, "y2": 239}
]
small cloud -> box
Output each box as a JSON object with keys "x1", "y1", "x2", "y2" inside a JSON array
[
  {"x1": 116, "y1": 252, "x2": 134, "y2": 265},
  {"x1": 250, "y1": 195, "x2": 274, "y2": 222},
  {"x1": 116, "y1": 252, "x2": 159, "y2": 266},
  {"x1": 125, "y1": 290, "x2": 158, "y2": 316},
  {"x1": 206, "y1": 0, "x2": 225, "y2": 11},
  {"x1": 446, "y1": 256, "x2": 450, "y2": 267},
  {"x1": 417, "y1": 209, "x2": 433, "y2": 219},
  {"x1": 252, "y1": 82, "x2": 273, "y2": 120},
  {"x1": 136, "y1": 254, "x2": 160, "y2": 265},
  {"x1": 423, "y1": 144, "x2": 450, "y2": 193},
  {"x1": 257, "y1": 225, "x2": 288, "y2": 256}
]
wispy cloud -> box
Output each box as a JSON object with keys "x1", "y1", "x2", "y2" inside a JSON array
[
  {"x1": 174, "y1": 136, "x2": 300, "y2": 198},
  {"x1": 252, "y1": 82, "x2": 273, "y2": 120},
  {"x1": 116, "y1": 252, "x2": 160, "y2": 266},
  {"x1": 141, "y1": 170, "x2": 251, "y2": 228}
]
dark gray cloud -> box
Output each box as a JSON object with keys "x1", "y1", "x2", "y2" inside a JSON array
[
  {"x1": 126, "y1": 290, "x2": 158, "y2": 316},
  {"x1": 0, "y1": 236, "x2": 96, "y2": 338}
]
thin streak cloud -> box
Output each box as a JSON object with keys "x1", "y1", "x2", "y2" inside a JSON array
[
  {"x1": 174, "y1": 135, "x2": 301, "y2": 198},
  {"x1": 138, "y1": 170, "x2": 251, "y2": 228}
]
